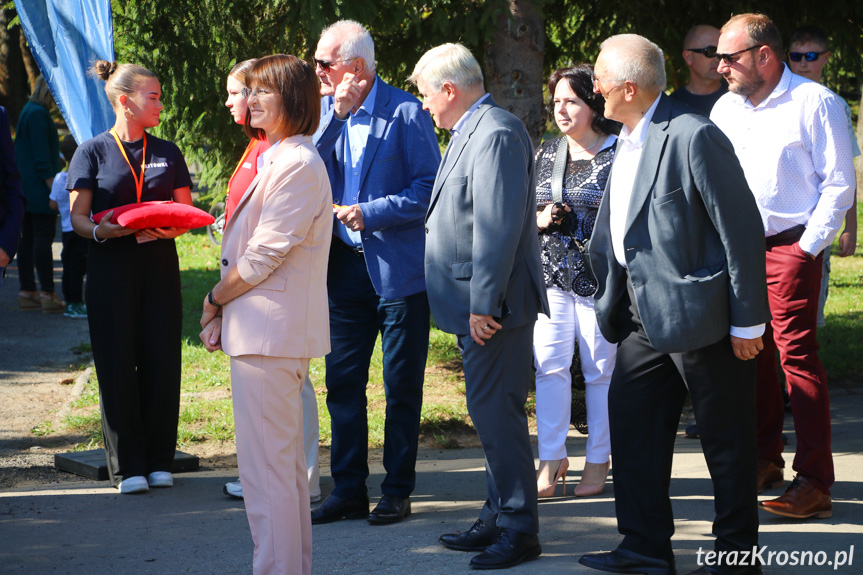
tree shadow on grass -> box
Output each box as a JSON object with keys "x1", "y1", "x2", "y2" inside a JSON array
[{"x1": 179, "y1": 267, "x2": 221, "y2": 343}]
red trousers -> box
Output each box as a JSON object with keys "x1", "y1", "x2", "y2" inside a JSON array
[{"x1": 757, "y1": 239, "x2": 833, "y2": 494}]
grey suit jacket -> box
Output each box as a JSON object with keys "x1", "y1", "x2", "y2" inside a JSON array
[
  {"x1": 588, "y1": 94, "x2": 770, "y2": 354},
  {"x1": 424, "y1": 97, "x2": 549, "y2": 335}
]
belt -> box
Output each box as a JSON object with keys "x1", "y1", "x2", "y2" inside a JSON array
[
  {"x1": 765, "y1": 224, "x2": 805, "y2": 247},
  {"x1": 336, "y1": 238, "x2": 363, "y2": 255}
]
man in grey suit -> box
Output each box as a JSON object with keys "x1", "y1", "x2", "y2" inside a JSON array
[
  {"x1": 410, "y1": 43, "x2": 548, "y2": 570},
  {"x1": 578, "y1": 35, "x2": 771, "y2": 575}
]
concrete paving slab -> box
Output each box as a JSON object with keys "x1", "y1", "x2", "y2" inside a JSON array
[
  {"x1": 2, "y1": 391, "x2": 861, "y2": 574},
  {"x1": 1, "y1": 232, "x2": 860, "y2": 574}
]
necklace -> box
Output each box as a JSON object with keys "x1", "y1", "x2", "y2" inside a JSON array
[{"x1": 568, "y1": 134, "x2": 602, "y2": 155}]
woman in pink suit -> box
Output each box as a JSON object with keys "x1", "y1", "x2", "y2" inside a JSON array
[{"x1": 199, "y1": 54, "x2": 332, "y2": 575}]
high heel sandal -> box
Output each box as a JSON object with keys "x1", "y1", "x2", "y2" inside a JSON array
[
  {"x1": 537, "y1": 458, "x2": 569, "y2": 498},
  {"x1": 574, "y1": 461, "x2": 609, "y2": 497}
]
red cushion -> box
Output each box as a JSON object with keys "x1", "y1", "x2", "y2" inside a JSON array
[{"x1": 92, "y1": 201, "x2": 215, "y2": 230}]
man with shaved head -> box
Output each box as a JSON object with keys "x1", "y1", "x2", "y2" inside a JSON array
[
  {"x1": 670, "y1": 25, "x2": 727, "y2": 116},
  {"x1": 579, "y1": 33, "x2": 769, "y2": 575}
]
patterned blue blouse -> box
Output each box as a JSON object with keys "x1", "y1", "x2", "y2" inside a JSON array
[{"x1": 534, "y1": 135, "x2": 616, "y2": 297}]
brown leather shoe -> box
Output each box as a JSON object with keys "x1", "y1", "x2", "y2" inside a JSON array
[
  {"x1": 760, "y1": 475, "x2": 831, "y2": 519},
  {"x1": 756, "y1": 459, "x2": 783, "y2": 493}
]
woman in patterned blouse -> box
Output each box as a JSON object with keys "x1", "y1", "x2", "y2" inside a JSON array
[{"x1": 534, "y1": 64, "x2": 620, "y2": 498}]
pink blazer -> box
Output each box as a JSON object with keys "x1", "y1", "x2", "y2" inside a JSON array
[{"x1": 219, "y1": 135, "x2": 333, "y2": 359}]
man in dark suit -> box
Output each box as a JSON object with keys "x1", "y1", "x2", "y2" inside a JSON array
[
  {"x1": 0, "y1": 105, "x2": 25, "y2": 293},
  {"x1": 578, "y1": 34, "x2": 771, "y2": 575},
  {"x1": 410, "y1": 43, "x2": 548, "y2": 570},
  {"x1": 310, "y1": 20, "x2": 441, "y2": 526}
]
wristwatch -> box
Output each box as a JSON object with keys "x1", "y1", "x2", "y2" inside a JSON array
[{"x1": 207, "y1": 290, "x2": 222, "y2": 307}]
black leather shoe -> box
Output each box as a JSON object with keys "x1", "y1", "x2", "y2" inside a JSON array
[
  {"x1": 310, "y1": 494, "x2": 369, "y2": 525},
  {"x1": 439, "y1": 519, "x2": 501, "y2": 551},
  {"x1": 687, "y1": 566, "x2": 761, "y2": 575},
  {"x1": 579, "y1": 548, "x2": 676, "y2": 574},
  {"x1": 367, "y1": 494, "x2": 411, "y2": 525},
  {"x1": 469, "y1": 528, "x2": 541, "y2": 570}
]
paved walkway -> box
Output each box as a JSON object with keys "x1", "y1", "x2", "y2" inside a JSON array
[
  {"x1": 1, "y1": 406, "x2": 862, "y2": 575},
  {"x1": 1, "y1": 236, "x2": 861, "y2": 574}
]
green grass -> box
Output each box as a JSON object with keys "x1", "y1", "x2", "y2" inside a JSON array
[
  {"x1": 59, "y1": 230, "x2": 474, "y2": 452},
  {"x1": 54, "y1": 199, "x2": 863, "y2": 451},
  {"x1": 819, "y1": 200, "x2": 863, "y2": 384}
]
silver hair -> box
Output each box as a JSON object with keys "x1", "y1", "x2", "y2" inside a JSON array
[
  {"x1": 321, "y1": 20, "x2": 376, "y2": 73},
  {"x1": 28, "y1": 76, "x2": 54, "y2": 108},
  {"x1": 409, "y1": 43, "x2": 483, "y2": 93},
  {"x1": 599, "y1": 34, "x2": 666, "y2": 92}
]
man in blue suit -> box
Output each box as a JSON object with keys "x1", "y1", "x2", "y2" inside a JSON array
[
  {"x1": 0, "y1": 106, "x2": 25, "y2": 293},
  {"x1": 311, "y1": 20, "x2": 441, "y2": 526}
]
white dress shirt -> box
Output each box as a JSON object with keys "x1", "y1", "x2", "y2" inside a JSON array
[
  {"x1": 610, "y1": 94, "x2": 763, "y2": 339},
  {"x1": 710, "y1": 65, "x2": 855, "y2": 257},
  {"x1": 608, "y1": 94, "x2": 661, "y2": 268}
]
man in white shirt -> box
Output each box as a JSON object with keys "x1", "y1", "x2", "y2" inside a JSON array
[
  {"x1": 711, "y1": 13, "x2": 855, "y2": 521},
  {"x1": 579, "y1": 34, "x2": 768, "y2": 575}
]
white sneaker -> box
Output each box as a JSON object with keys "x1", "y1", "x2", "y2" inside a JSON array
[
  {"x1": 310, "y1": 493, "x2": 322, "y2": 503},
  {"x1": 224, "y1": 479, "x2": 243, "y2": 499},
  {"x1": 118, "y1": 476, "x2": 149, "y2": 494},
  {"x1": 147, "y1": 471, "x2": 174, "y2": 488}
]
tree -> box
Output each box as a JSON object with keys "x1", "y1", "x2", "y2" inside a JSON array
[
  {"x1": 111, "y1": 0, "x2": 527, "y2": 199},
  {"x1": 485, "y1": 1, "x2": 546, "y2": 142},
  {"x1": 0, "y1": 6, "x2": 32, "y2": 126},
  {"x1": 543, "y1": 0, "x2": 863, "y2": 99},
  {"x1": 7, "y1": 0, "x2": 853, "y2": 198}
]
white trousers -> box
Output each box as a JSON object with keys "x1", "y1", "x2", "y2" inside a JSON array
[
  {"x1": 232, "y1": 355, "x2": 312, "y2": 575},
  {"x1": 533, "y1": 286, "x2": 616, "y2": 463},
  {"x1": 301, "y1": 373, "x2": 320, "y2": 498}
]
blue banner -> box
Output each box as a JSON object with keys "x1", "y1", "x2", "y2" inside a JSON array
[{"x1": 14, "y1": 0, "x2": 115, "y2": 144}]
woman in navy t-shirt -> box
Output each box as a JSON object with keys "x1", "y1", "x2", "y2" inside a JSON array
[{"x1": 67, "y1": 60, "x2": 192, "y2": 494}]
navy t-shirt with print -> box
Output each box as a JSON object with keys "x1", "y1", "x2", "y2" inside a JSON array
[{"x1": 66, "y1": 131, "x2": 192, "y2": 214}]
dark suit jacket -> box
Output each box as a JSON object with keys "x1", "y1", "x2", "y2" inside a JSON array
[
  {"x1": 588, "y1": 94, "x2": 770, "y2": 354},
  {"x1": 0, "y1": 106, "x2": 25, "y2": 261},
  {"x1": 316, "y1": 77, "x2": 440, "y2": 300},
  {"x1": 424, "y1": 97, "x2": 548, "y2": 334}
]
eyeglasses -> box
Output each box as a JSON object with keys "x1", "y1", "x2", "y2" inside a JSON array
[
  {"x1": 686, "y1": 46, "x2": 718, "y2": 58},
  {"x1": 789, "y1": 51, "x2": 827, "y2": 62},
  {"x1": 313, "y1": 57, "x2": 358, "y2": 73},
  {"x1": 591, "y1": 72, "x2": 624, "y2": 88},
  {"x1": 241, "y1": 87, "x2": 273, "y2": 99},
  {"x1": 715, "y1": 44, "x2": 764, "y2": 65}
]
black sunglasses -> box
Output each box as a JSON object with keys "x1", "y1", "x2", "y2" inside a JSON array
[
  {"x1": 789, "y1": 51, "x2": 827, "y2": 62},
  {"x1": 715, "y1": 44, "x2": 764, "y2": 65},
  {"x1": 313, "y1": 57, "x2": 357, "y2": 73},
  {"x1": 686, "y1": 46, "x2": 717, "y2": 58}
]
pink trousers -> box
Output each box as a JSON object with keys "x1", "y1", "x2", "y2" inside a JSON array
[{"x1": 232, "y1": 355, "x2": 312, "y2": 575}]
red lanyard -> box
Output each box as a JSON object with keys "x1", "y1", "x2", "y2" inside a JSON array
[{"x1": 110, "y1": 129, "x2": 147, "y2": 203}]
